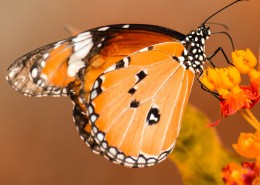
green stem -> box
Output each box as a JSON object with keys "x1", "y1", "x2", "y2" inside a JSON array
[
  {"x1": 245, "y1": 108, "x2": 260, "y2": 125},
  {"x1": 239, "y1": 110, "x2": 260, "y2": 131}
]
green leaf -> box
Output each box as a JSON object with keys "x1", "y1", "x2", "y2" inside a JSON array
[{"x1": 169, "y1": 104, "x2": 240, "y2": 185}]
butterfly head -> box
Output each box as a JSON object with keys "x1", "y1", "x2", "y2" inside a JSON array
[
  {"x1": 201, "y1": 25, "x2": 211, "y2": 40},
  {"x1": 178, "y1": 25, "x2": 211, "y2": 73},
  {"x1": 185, "y1": 25, "x2": 211, "y2": 44}
]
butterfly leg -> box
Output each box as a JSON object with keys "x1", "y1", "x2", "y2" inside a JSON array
[{"x1": 207, "y1": 47, "x2": 233, "y2": 66}]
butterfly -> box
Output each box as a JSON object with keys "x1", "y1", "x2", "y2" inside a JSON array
[{"x1": 6, "y1": 0, "x2": 246, "y2": 168}]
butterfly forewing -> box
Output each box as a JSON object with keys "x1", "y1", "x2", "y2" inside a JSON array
[
  {"x1": 7, "y1": 24, "x2": 184, "y2": 98},
  {"x1": 87, "y1": 42, "x2": 194, "y2": 167}
]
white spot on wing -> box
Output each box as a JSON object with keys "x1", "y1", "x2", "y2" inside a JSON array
[
  {"x1": 117, "y1": 154, "x2": 124, "y2": 160},
  {"x1": 122, "y1": 24, "x2": 130, "y2": 28},
  {"x1": 31, "y1": 68, "x2": 38, "y2": 78},
  {"x1": 90, "y1": 90, "x2": 98, "y2": 100},
  {"x1": 68, "y1": 39, "x2": 93, "y2": 67},
  {"x1": 67, "y1": 61, "x2": 85, "y2": 77},
  {"x1": 137, "y1": 157, "x2": 146, "y2": 163},
  {"x1": 98, "y1": 26, "x2": 109, "y2": 31},
  {"x1": 97, "y1": 133, "x2": 104, "y2": 141},
  {"x1": 102, "y1": 142, "x2": 107, "y2": 149},
  {"x1": 88, "y1": 106, "x2": 93, "y2": 114},
  {"x1": 125, "y1": 157, "x2": 135, "y2": 164},
  {"x1": 139, "y1": 47, "x2": 149, "y2": 52},
  {"x1": 93, "y1": 80, "x2": 99, "y2": 89},
  {"x1": 93, "y1": 126, "x2": 98, "y2": 133},
  {"x1": 90, "y1": 114, "x2": 97, "y2": 122},
  {"x1": 109, "y1": 148, "x2": 117, "y2": 156},
  {"x1": 73, "y1": 38, "x2": 92, "y2": 55},
  {"x1": 104, "y1": 64, "x2": 116, "y2": 73},
  {"x1": 123, "y1": 57, "x2": 130, "y2": 66},
  {"x1": 67, "y1": 38, "x2": 93, "y2": 77},
  {"x1": 40, "y1": 60, "x2": 46, "y2": 67},
  {"x1": 147, "y1": 158, "x2": 156, "y2": 164},
  {"x1": 149, "y1": 114, "x2": 158, "y2": 122},
  {"x1": 62, "y1": 88, "x2": 67, "y2": 94},
  {"x1": 8, "y1": 70, "x2": 16, "y2": 78},
  {"x1": 73, "y1": 35, "x2": 90, "y2": 43},
  {"x1": 77, "y1": 31, "x2": 91, "y2": 37},
  {"x1": 43, "y1": 53, "x2": 49, "y2": 59}
]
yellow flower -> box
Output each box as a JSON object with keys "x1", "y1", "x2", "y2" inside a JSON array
[
  {"x1": 232, "y1": 49, "x2": 257, "y2": 74},
  {"x1": 202, "y1": 66, "x2": 254, "y2": 118},
  {"x1": 201, "y1": 49, "x2": 260, "y2": 127},
  {"x1": 233, "y1": 132, "x2": 260, "y2": 159},
  {"x1": 232, "y1": 48, "x2": 260, "y2": 87}
]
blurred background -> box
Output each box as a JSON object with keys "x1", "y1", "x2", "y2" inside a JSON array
[{"x1": 1, "y1": 0, "x2": 259, "y2": 184}]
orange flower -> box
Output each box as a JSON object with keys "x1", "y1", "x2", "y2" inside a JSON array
[
  {"x1": 200, "y1": 49, "x2": 260, "y2": 127},
  {"x1": 240, "y1": 84, "x2": 260, "y2": 109},
  {"x1": 233, "y1": 132, "x2": 260, "y2": 159},
  {"x1": 222, "y1": 162, "x2": 254, "y2": 185},
  {"x1": 222, "y1": 162, "x2": 259, "y2": 185},
  {"x1": 219, "y1": 88, "x2": 253, "y2": 117}
]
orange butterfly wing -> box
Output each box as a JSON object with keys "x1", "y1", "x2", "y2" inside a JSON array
[
  {"x1": 6, "y1": 24, "x2": 189, "y2": 165},
  {"x1": 71, "y1": 26, "x2": 182, "y2": 111},
  {"x1": 67, "y1": 25, "x2": 184, "y2": 155},
  {"x1": 7, "y1": 24, "x2": 182, "y2": 97},
  {"x1": 86, "y1": 42, "x2": 194, "y2": 167}
]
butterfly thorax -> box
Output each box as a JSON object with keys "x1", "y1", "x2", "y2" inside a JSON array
[{"x1": 178, "y1": 25, "x2": 211, "y2": 73}]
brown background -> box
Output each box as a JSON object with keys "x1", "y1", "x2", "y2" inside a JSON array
[{"x1": 1, "y1": 0, "x2": 259, "y2": 185}]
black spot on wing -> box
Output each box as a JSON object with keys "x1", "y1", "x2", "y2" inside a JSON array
[
  {"x1": 128, "y1": 87, "x2": 137, "y2": 95},
  {"x1": 130, "y1": 100, "x2": 140, "y2": 108},
  {"x1": 136, "y1": 70, "x2": 147, "y2": 84},
  {"x1": 148, "y1": 46, "x2": 153, "y2": 50},
  {"x1": 115, "y1": 56, "x2": 130, "y2": 69},
  {"x1": 146, "y1": 107, "x2": 160, "y2": 125},
  {"x1": 115, "y1": 60, "x2": 125, "y2": 69}
]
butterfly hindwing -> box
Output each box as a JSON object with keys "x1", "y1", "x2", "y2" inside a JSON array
[
  {"x1": 65, "y1": 24, "x2": 185, "y2": 156},
  {"x1": 73, "y1": 105, "x2": 127, "y2": 164},
  {"x1": 72, "y1": 105, "x2": 105, "y2": 154},
  {"x1": 86, "y1": 42, "x2": 195, "y2": 167}
]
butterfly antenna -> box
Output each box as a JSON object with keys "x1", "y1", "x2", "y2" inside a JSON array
[
  {"x1": 206, "y1": 22, "x2": 229, "y2": 30},
  {"x1": 212, "y1": 31, "x2": 235, "y2": 51},
  {"x1": 203, "y1": 0, "x2": 249, "y2": 25}
]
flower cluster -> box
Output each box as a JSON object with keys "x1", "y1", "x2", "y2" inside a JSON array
[
  {"x1": 200, "y1": 49, "x2": 260, "y2": 184},
  {"x1": 222, "y1": 161, "x2": 260, "y2": 185},
  {"x1": 222, "y1": 131, "x2": 260, "y2": 185},
  {"x1": 200, "y1": 49, "x2": 260, "y2": 127}
]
